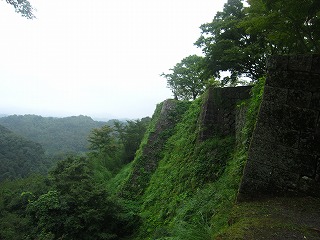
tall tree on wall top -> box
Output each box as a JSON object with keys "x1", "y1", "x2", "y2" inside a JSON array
[
  {"x1": 161, "y1": 55, "x2": 212, "y2": 101},
  {"x1": 244, "y1": 0, "x2": 320, "y2": 53},
  {"x1": 195, "y1": 0, "x2": 320, "y2": 85},
  {"x1": 195, "y1": 0, "x2": 267, "y2": 85}
]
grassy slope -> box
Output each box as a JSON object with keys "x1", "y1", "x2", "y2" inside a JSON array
[{"x1": 111, "y1": 79, "x2": 320, "y2": 239}]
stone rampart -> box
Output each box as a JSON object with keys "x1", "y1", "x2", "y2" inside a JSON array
[
  {"x1": 121, "y1": 99, "x2": 187, "y2": 198},
  {"x1": 199, "y1": 86, "x2": 252, "y2": 140},
  {"x1": 239, "y1": 54, "x2": 320, "y2": 199}
]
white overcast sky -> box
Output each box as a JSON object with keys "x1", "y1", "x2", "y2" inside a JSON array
[{"x1": 0, "y1": 0, "x2": 226, "y2": 119}]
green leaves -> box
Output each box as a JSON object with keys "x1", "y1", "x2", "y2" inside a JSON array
[
  {"x1": 88, "y1": 125, "x2": 117, "y2": 154},
  {"x1": 0, "y1": 125, "x2": 47, "y2": 181},
  {"x1": 196, "y1": 0, "x2": 267, "y2": 84},
  {"x1": 161, "y1": 55, "x2": 209, "y2": 100},
  {"x1": 196, "y1": 0, "x2": 320, "y2": 85},
  {"x1": 27, "y1": 156, "x2": 137, "y2": 239}
]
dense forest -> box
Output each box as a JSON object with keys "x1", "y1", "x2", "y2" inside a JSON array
[
  {"x1": 0, "y1": 115, "x2": 108, "y2": 155},
  {"x1": 0, "y1": 125, "x2": 48, "y2": 181},
  {"x1": 0, "y1": 116, "x2": 150, "y2": 239},
  {"x1": 1, "y1": 0, "x2": 320, "y2": 239}
]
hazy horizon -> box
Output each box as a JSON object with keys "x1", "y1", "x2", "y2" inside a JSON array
[
  {"x1": 1, "y1": 0, "x2": 227, "y2": 119},
  {"x1": 0, "y1": 112, "x2": 130, "y2": 121}
]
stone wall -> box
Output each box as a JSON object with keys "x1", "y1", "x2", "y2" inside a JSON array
[
  {"x1": 239, "y1": 54, "x2": 320, "y2": 199},
  {"x1": 120, "y1": 99, "x2": 188, "y2": 198},
  {"x1": 199, "y1": 86, "x2": 252, "y2": 141}
]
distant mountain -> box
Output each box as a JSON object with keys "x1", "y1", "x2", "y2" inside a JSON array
[
  {"x1": 0, "y1": 124, "x2": 48, "y2": 181},
  {"x1": 0, "y1": 114, "x2": 7, "y2": 118},
  {"x1": 0, "y1": 115, "x2": 107, "y2": 155}
]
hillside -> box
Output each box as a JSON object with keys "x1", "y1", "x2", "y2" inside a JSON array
[
  {"x1": 107, "y1": 55, "x2": 320, "y2": 239},
  {"x1": 0, "y1": 125, "x2": 48, "y2": 181},
  {"x1": 0, "y1": 115, "x2": 108, "y2": 155},
  {"x1": 0, "y1": 55, "x2": 319, "y2": 239}
]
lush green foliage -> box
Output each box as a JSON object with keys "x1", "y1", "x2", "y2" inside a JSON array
[
  {"x1": 245, "y1": 0, "x2": 320, "y2": 53},
  {"x1": 113, "y1": 81, "x2": 265, "y2": 239},
  {"x1": 0, "y1": 81, "x2": 265, "y2": 239},
  {"x1": 0, "y1": 115, "x2": 106, "y2": 155},
  {"x1": 0, "y1": 124, "x2": 48, "y2": 181},
  {"x1": 119, "y1": 100, "x2": 191, "y2": 199},
  {"x1": 195, "y1": 0, "x2": 267, "y2": 84},
  {"x1": 194, "y1": 0, "x2": 320, "y2": 85},
  {"x1": 88, "y1": 124, "x2": 122, "y2": 172},
  {"x1": 161, "y1": 55, "x2": 212, "y2": 100},
  {"x1": 27, "y1": 156, "x2": 136, "y2": 240},
  {"x1": 113, "y1": 117, "x2": 151, "y2": 164},
  {"x1": 0, "y1": 174, "x2": 48, "y2": 239},
  {"x1": 88, "y1": 118, "x2": 151, "y2": 183},
  {"x1": 0, "y1": 157, "x2": 138, "y2": 240},
  {"x1": 0, "y1": 113, "x2": 149, "y2": 239},
  {"x1": 136, "y1": 97, "x2": 235, "y2": 239},
  {"x1": 1, "y1": 1, "x2": 308, "y2": 237}
]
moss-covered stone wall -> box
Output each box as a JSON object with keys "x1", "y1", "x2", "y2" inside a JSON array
[
  {"x1": 120, "y1": 99, "x2": 190, "y2": 199},
  {"x1": 199, "y1": 86, "x2": 252, "y2": 140},
  {"x1": 239, "y1": 54, "x2": 320, "y2": 199}
]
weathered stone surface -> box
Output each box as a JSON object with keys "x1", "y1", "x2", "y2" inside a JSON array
[
  {"x1": 298, "y1": 177, "x2": 320, "y2": 197},
  {"x1": 121, "y1": 99, "x2": 185, "y2": 198},
  {"x1": 316, "y1": 161, "x2": 320, "y2": 182},
  {"x1": 242, "y1": 159, "x2": 273, "y2": 183},
  {"x1": 239, "y1": 54, "x2": 320, "y2": 199},
  {"x1": 254, "y1": 122, "x2": 299, "y2": 148},
  {"x1": 199, "y1": 86, "x2": 251, "y2": 140},
  {"x1": 310, "y1": 92, "x2": 320, "y2": 110},
  {"x1": 266, "y1": 55, "x2": 288, "y2": 71},
  {"x1": 249, "y1": 138, "x2": 300, "y2": 173},
  {"x1": 271, "y1": 168, "x2": 300, "y2": 190},
  {"x1": 287, "y1": 55, "x2": 313, "y2": 72},
  {"x1": 282, "y1": 105, "x2": 318, "y2": 131},
  {"x1": 298, "y1": 153, "x2": 319, "y2": 177},
  {"x1": 263, "y1": 86, "x2": 288, "y2": 104},
  {"x1": 287, "y1": 89, "x2": 312, "y2": 108},
  {"x1": 299, "y1": 132, "x2": 320, "y2": 154},
  {"x1": 311, "y1": 55, "x2": 320, "y2": 73}
]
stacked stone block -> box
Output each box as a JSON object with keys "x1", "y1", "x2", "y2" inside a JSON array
[
  {"x1": 239, "y1": 54, "x2": 320, "y2": 199},
  {"x1": 199, "y1": 86, "x2": 252, "y2": 141}
]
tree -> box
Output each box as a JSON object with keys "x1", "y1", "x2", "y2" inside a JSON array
[
  {"x1": 88, "y1": 125, "x2": 118, "y2": 156},
  {"x1": 195, "y1": 0, "x2": 267, "y2": 84},
  {"x1": 195, "y1": 0, "x2": 320, "y2": 85},
  {"x1": 114, "y1": 118, "x2": 151, "y2": 164},
  {"x1": 6, "y1": 0, "x2": 36, "y2": 19},
  {"x1": 244, "y1": 0, "x2": 320, "y2": 53},
  {"x1": 0, "y1": 124, "x2": 48, "y2": 181},
  {"x1": 161, "y1": 55, "x2": 209, "y2": 100},
  {"x1": 0, "y1": 174, "x2": 48, "y2": 239},
  {"x1": 88, "y1": 125, "x2": 123, "y2": 172},
  {"x1": 27, "y1": 157, "x2": 137, "y2": 239}
]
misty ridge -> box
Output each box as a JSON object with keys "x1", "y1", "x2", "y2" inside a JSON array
[{"x1": 0, "y1": 114, "x2": 110, "y2": 155}]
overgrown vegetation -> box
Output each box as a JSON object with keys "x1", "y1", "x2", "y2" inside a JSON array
[
  {"x1": 1, "y1": 0, "x2": 319, "y2": 238},
  {"x1": 1, "y1": 76, "x2": 317, "y2": 239},
  {"x1": 120, "y1": 100, "x2": 191, "y2": 199},
  {"x1": 0, "y1": 116, "x2": 150, "y2": 239},
  {"x1": 126, "y1": 79, "x2": 265, "y2": 239},
  {"x1": 0, "y1": 125, "x2": 48, "y2": 181}
]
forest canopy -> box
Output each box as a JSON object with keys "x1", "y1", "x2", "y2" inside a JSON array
[{"x1": 163, "y1": 0, "x2": 320, "y2": 95}]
